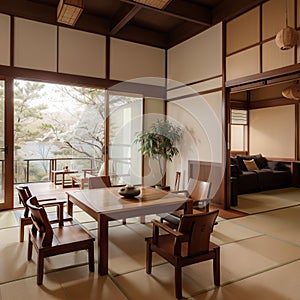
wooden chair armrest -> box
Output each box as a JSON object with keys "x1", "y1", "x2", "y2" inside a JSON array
[
  {"x1": 82, "y1": 169, "x2": 97, "y2": 177},
  {"x1": 152, "y1": 220, "x2": 183, "y2": 237},
  {"x1": 39, "y1": 200, "x2": 66, "y2": 226},
  {"x1": 38, "y1": 199, "x2": 66, "y2": 206}
]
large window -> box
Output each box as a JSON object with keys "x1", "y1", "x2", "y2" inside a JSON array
[
  {"x1": 13, "y1": 80, "x2": 142, "y2": 186},
  {"x1": 109, "y1": 93, "x2": 142, "y2": 185},
  {"x1": 14, "y1": 80, "x2": 105, "y2": 183}
]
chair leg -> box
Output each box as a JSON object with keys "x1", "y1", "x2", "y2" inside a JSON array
[
  {"x1": 213, "y1": 247, "x2": 220, "y2": 286},
  {"x1": 122, "y1": 218, "x2": 126, "y2": 225},
  {"x1": 20, "y1": 220, "x2": 25, "y2": 242},
  {"x1": 88, "y1": 243, "x2": 95, "y2": 272},
  {"x1": 174, "y1": 264, "x2": 182, "y2": 299},
  {"x1": 37, "y1": 251, "x2": 44, "y2": 285},
  {"x1": 145, "y1": 241, "x2": 152, "y2": 274},
  {"x1": 27, "y1": 236, "x2": 33, "y2": 260}
]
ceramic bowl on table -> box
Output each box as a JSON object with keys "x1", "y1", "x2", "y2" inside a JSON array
[{"x1": 118, "y1": 185, "x2": 140, "y2": 198}]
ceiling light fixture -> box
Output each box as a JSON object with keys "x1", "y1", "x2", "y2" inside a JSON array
[
  {"x1": 57, "y1": 0, "x2": 83, "y2": 26},
  {"x1": 275, "y1": 0, "x2": 298, "y2": 50},
  {"x1": 282, "y1": 82, "x2": 300, "y2": 100},
  {"x1": 133, "y1": 0, "x2": 171, "y2": 10}
]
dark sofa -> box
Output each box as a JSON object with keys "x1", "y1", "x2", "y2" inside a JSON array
[{"x1": 231, "y1": 154, "x2": 291, "y2": 195}]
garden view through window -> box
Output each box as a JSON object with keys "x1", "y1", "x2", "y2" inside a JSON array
[{"x1": 13, "y1": 80, "x2": 142, "y2": 186}]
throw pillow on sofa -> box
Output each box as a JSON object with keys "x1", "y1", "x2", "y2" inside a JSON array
[{"x1": 243, "y1": 159, "x2": 259, "y2": 171}]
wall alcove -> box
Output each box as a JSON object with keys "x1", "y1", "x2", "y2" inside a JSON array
[{"x1": 226, "y1": 66, "x2": 300, "y2": 208}]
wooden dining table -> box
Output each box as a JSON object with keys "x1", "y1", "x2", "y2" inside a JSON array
[{"x1": 66, "y1": 186, "x2": 192, "y2": 275}]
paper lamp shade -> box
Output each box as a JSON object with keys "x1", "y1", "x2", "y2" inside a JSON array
[{"x1": 275, "y1": 26, "x2": 298, "y2": 50}]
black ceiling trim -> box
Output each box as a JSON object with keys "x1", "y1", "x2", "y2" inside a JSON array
[{"x1": 121, "y1": 0, "x2": 211, "y2": 26}]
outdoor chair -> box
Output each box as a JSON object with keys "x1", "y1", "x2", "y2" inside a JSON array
[
  {"x1": 26, "y1": 196, "x2": 95, "y2": 285},
  {"x1": 87, "y1": 175, "x2": 126, "y2": 224},
  {"x1": 88, "y1": 175, "x2": 112, "y2": 189},
  {"x1": 16, "y1": 185, "x2": 71, "y2": 242},
  {"x1": 159, "y1": 179, "x2": 211, "y2": 228},
  {"x1": 145, "y1": 210, "x2": 220, "y2": 299}
]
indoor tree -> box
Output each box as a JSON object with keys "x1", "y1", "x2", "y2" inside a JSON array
[{"x1": 134, "y1": 119, "x2": 182, "y2": 187}]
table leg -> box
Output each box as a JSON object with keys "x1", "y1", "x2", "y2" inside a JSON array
[
  {"x1": 67, "y1": 196, "x2": 73, "y2": 217},
  {"x1": 98, "y1": 214, "x2": 109, "y2": 275}
]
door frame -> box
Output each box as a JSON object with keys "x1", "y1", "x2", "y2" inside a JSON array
[{"x1": 0, "y1": 77, "x2": 14, "y2": 210}]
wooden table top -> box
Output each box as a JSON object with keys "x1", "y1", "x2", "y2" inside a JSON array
[{"x1": 66, "y1": 186, "x2": 189, "y2": 219}]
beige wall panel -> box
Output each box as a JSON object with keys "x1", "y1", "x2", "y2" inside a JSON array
[
  {"x1": 0, "y1": 14, "x2": 10, "y2": 66},
  {"x1": 249, "y1": 105, "x2": 295, "y2": 159},
  {"x1": 227, "y1": 7, "x2": 260, "y2": 55},
  {"x1": 190, "y1": 76, "x2": 222, "y2": 93},
  {"x1": 262, "y1": 0, "x2": 295, "y2": 40},
  {"x1": 14, "y1": 18, "x2": 57, "y2": 71},
  {"x1": 226, "y1": 46, "x2": 260, "y2": 81},
  {"x1": 168, "y1": 23, "x2": 222, "y2": 84},
  {"x1": 262, "y1": 39, "x2": 294, "y2": 72},
  {"x1": 59, "y1": 27, "x2": 105, "y2": 78},
  {"x1": 110, "y1": 39, "x2": 165, "y2": 81},
  {"x1": 166, "y1": 91, "x2": 224, "y2": 190}
]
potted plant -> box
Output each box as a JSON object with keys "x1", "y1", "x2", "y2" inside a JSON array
[{"x1": 134, "y1": 119, "x2": 182, "y2": 189}]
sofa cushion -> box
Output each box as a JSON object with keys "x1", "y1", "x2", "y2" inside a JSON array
[
  {"x1": 254, "y1": 155, "x2": 268, "y2": 169},
  {"x1": 231, "y1": 164, "x2": 242, "y2": 176},
  {"x1": 268, "y1": 161, "x2": 287, "y2": 171},
  {"x1": 237, "y1": 154, "x2": 267, "y2": 170},
  {"x1": 243, "y1": 159, "x2": 259, "y2": 171}
]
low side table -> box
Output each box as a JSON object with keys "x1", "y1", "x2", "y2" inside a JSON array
[{"x1": 51, "y1": 170, "x2": 78, "y2": 188}]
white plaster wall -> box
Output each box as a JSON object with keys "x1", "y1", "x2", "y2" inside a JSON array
[
  {"x1": 249, "y1": 105, "x2": 295, "y2": 158},
  {"x1": 14, "y1": 18, "x2": 57, "y2": 71},
  {"x1": 58, "y1": 27, "x2": 106, "y2": 78},
  {"x1": 110, "y1": 39, "x2": 165, "y2": 81},
  {"x1": 0, "y1": 14, "x2": 10, "y2": 66},
  {"x1": 168, "y1": 23, "x2": 222, "y2": 84}
]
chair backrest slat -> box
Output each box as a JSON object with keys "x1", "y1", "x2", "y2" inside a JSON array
[
  {"x1": 26, "y1": 196, "x2": 54, "y2": 246},
  {"x1": 16, "y1": 185, "x2": 33, "y2": 217},
  {"x1": 187, "y1": 179, "x2": 211, "y2": 200},
  {"x1": 178, "y1": 210, "x2": 218, "y2": 257}
]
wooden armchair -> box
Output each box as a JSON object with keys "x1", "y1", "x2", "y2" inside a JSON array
[
  {"x1": 16, "y1": 185, "x2": 71, "y2": 242},
  {"x1": 146, "y1": 210, "x2": 220, "y2": 299},
  {"x1": 159, "y1": 179, "x2": 212, "y2": 228},
  {"x1": 26, "y1": 196, "x2": 95, "y2": 285}
]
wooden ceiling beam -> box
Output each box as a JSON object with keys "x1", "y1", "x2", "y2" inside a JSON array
[
  {"x1": 110, "y1": 4, "x2": 141, "y2": 35},
  {"x1": 121, "y1": 0, "x2": 211, "y2": 26},
  {"x1": 212, "y1": 0, "x2": 268, "y2": 24}
]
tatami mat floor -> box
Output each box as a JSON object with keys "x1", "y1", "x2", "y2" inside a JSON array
[{"x1": 0, "y1": 183, "x2": 300, "y2": 299}]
